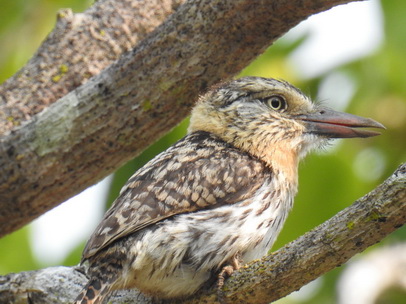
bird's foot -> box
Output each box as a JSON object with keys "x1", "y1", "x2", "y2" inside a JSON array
[{"x1": 217, "y1": 253, "x2": 243, "y2": 303}]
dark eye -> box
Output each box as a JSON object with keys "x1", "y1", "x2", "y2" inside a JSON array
[{"x1": 264, "y1": 95, "x2": 287, "y2": 111}]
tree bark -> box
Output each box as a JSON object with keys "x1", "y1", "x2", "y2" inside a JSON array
[
  {"x1": 0, "y1": 0, "x2": 185, "y2": 135},
  {"x1": 0, "y1": 0, "x2": 360, "y2": 237},
  {"x1": 1, "y1": 163, "x2": 404, "y2": 304}
]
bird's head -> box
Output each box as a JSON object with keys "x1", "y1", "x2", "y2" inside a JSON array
[{"x1": 189, "y1": 77, "x2": 384, "y2": 175}]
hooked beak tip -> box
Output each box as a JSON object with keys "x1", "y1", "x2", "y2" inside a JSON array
[{"x1": 299, "y1": 108, "x2": 385, "y2": 139}]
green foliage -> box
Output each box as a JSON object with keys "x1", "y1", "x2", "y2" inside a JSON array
[
  {"x1": 0, "y1": 0, "x2": 92, "y2": 82},
  {"x1": 0, "y1": 226, "x2": 36, "y2": 274}
]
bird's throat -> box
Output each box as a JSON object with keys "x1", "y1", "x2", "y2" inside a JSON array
[
  {"x1": 269, "y1": 147, "x2": 299, "y2": 188},
  {"x1": 230, "y1": 135, "x2": 300, "y2": 189},
  {"x1": 256, "y1": 143, "x2": 300, "y2": 190}
]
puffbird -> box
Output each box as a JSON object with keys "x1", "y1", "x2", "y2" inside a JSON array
[{"x1": 75, "y1": 77, "x2": 384, "y2": 303}]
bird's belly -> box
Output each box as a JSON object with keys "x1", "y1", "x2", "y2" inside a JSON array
[
  {"x1": 125, "y1": 188, "x2": 292, "y2": 298},
  {"x1": 129, "y1": 263, "x2": 210, "y2": 298}
]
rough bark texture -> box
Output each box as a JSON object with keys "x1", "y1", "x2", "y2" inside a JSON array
[
  {"x1": 0, "y1": 0, "x2": 359, "y2": 237},
  {"x1": 0, "y1": 0, "x2": 185, "y2": 134},
  {"x1": 1, "y1": 163, "x2": 404, "y2": 304}
]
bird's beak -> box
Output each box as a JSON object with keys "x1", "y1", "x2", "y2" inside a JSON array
[{"x1": 298, "y1": 108, "x2": 385, "y2": 138}]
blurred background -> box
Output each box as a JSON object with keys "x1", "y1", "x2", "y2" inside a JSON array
[{"x1": 0, "y1": 0, "x2": 405, "y2": 303}]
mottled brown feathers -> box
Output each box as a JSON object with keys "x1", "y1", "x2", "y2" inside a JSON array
[
  {"x1": 75, "y1": 77, "x2": 381, "y2": 303},
  {"x1": 76, "y1": 77, "x2": 317, "y2": 303},
  {"x1": 83, "y1": 131, "x2": 272, "y2": 259}
]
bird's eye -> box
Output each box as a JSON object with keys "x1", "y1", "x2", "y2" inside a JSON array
[{"x1": 264, "y1": 95, "x2": 287, "y2": 111}]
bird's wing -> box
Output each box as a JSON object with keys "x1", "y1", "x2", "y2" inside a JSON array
[{"x1": 82, "y1": 131, "x2": 271, "y2": 259}]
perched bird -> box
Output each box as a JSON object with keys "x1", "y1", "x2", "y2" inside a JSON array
[{"x1": 75, "y1": 77, "x2": 384, "y2": 303}]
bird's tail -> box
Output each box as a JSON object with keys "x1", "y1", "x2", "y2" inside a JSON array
[{"x1": 74, "y1": 279, "x2": 111, "y2": 304}]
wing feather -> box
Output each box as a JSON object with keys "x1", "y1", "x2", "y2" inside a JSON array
[{"x1": 82, "y1": 131, "x2": 271, "y2": 259}]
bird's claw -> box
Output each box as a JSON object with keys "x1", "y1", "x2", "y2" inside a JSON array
[{"x1": 217, "y1": 253, "x2": 243, "y2": 303}]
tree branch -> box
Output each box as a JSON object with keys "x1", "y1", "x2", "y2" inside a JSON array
[
  {"x1": 0, "y1": 0, "x2": 185, "y2": 135},
  {"x1": 1, "y1": 163, "x2": 404, "y2": 304},
  {"x1": 0, "y1": 0, "x2": 359, "y2": 237}
]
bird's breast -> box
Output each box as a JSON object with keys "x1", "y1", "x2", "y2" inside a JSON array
[
  {"x1": 173, "y1": 176, "x2": 297, "y2": 269},
  {"x1": 121, "y1": 176, "x2": 297, "y2": 298},
  {"x1": 236, "y1": 177, "x2": 296, "y2": 262}
]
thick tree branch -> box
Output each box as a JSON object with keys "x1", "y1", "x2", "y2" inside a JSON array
[
  {"x1": 0, "y1": 0, "x2": 185, "y2": 134},
  {"x1": 1, "y1": 163, "x2": 404, "y2": 304},
  {"x1": 0, "y1": 0, "x2": 360, "y2": 238}
]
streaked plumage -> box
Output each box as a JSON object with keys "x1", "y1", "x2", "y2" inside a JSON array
[{"x1": 75, "y1": 77, "x2": 384, "y2": 303}]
